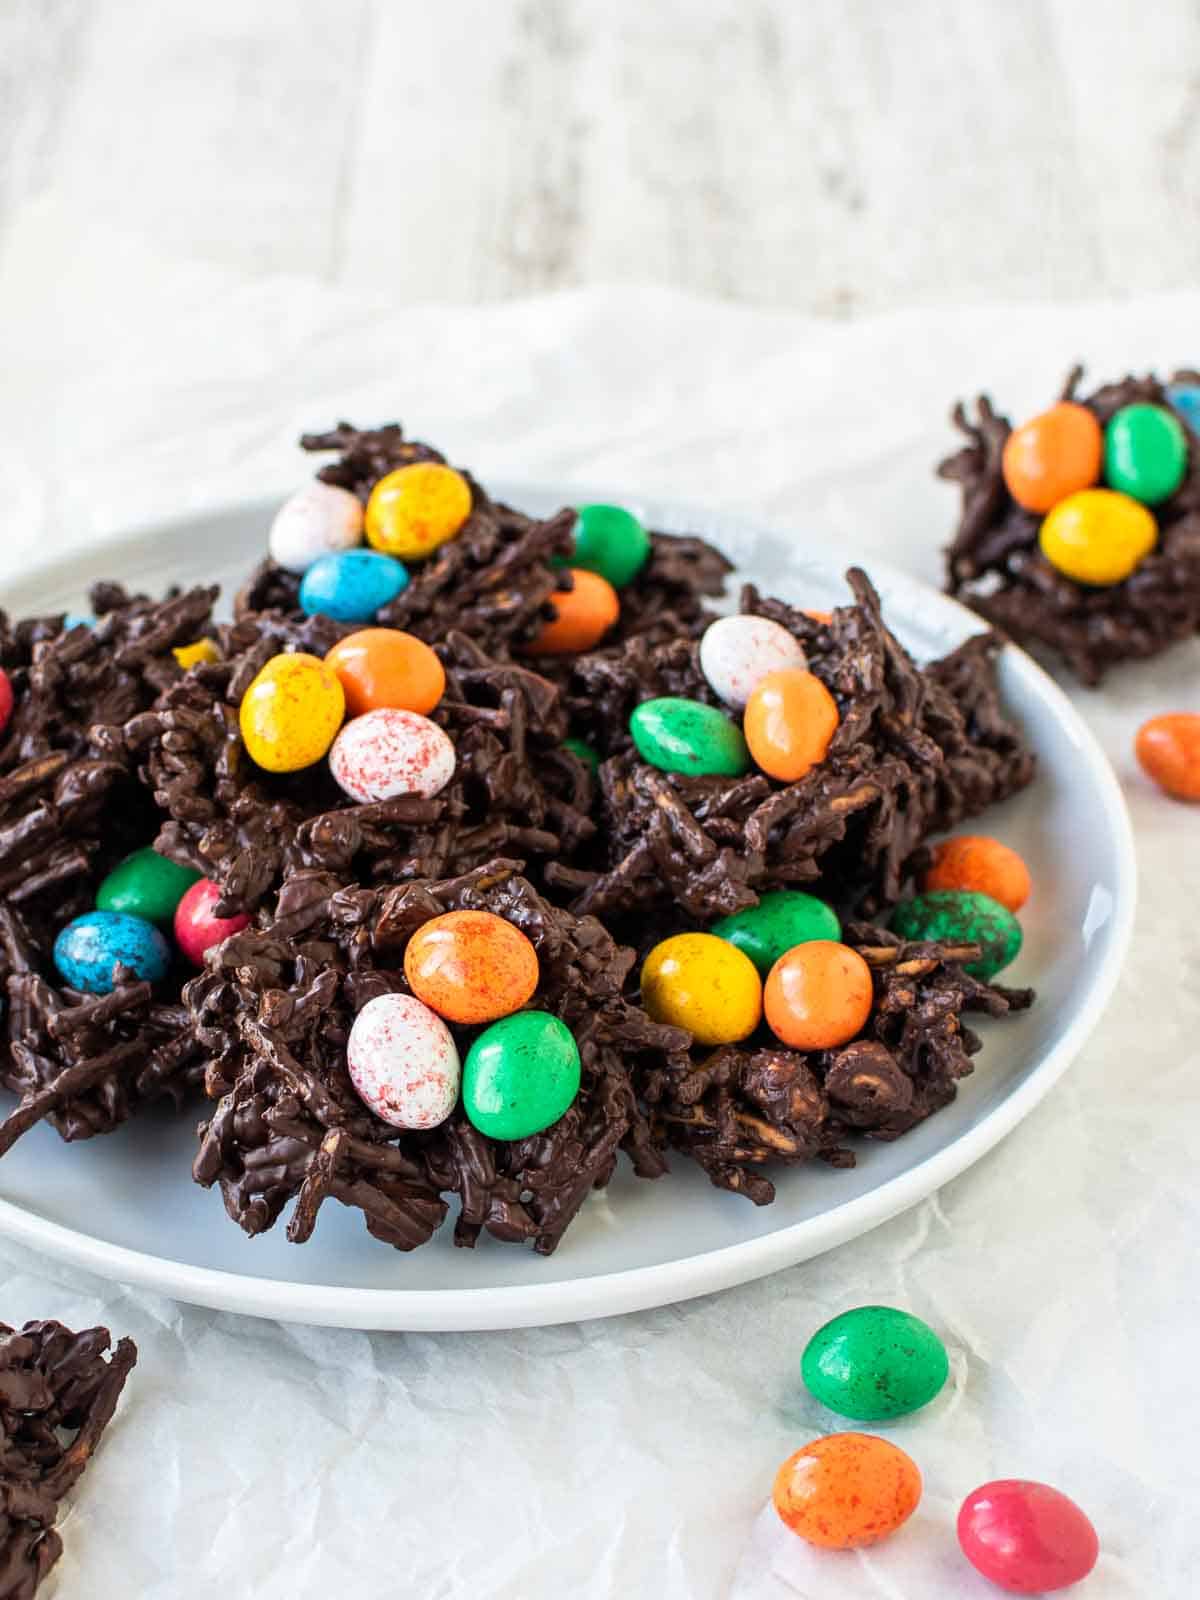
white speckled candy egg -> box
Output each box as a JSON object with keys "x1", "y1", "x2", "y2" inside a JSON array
[
  {"x1": 268, "y1": 480, "x2": 365, "y2": 573},
  {"x1": 699, "y1": 615, "x2": 807, "y2": 708},
  {"x1": 347, "y1": 993, "x2": 460, "y2": 1130},
  {"x1": 329, "y1": 708, "x2": 456, "y2": 803}
]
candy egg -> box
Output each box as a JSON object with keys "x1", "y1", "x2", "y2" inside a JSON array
[
  {"x1": 1135, "y1": 712, "x2": 1200, "y2": 801},
  {"x1": 239, "y1": 652, "x2": 346, "y2": 774},
  {"x1": 173, "y1": 638, "x2": 220, "y2": 670},
  {"x1": 958, "y1": 1481, "x2": 1099, "y2": 1594},
  {"x1": 1166, "y1": 381, "x2": 1200, "y2": 435},
  {"x1": 268, "y1": 480, "x2": 364, "y2": 573},
  {"x1": 365, "y1": 462, "x2": 473, "y2": 561},
  {"x1": 802, "y1": 1306, "x2": 949, "y2": 1421},
  {"x1": 53, "y1": 911, "x2": 171, "y2": 995},
  {"x1": 640, "y1": 932, "x2": 762, "y2": 1046},
  {"x1": 1103, "y1": 402, "x2": 1188, "y2": 505},
  {"x1": 711, "y1": 891, "x2": 841, "y2": 976},
  {"x1": 773, "y1": 1433, "x2": 922, "y2": 1550},
  {"x1": 890, "y1": 890, "x2": 1022, "y2": 981},
  {"x1": 405, "y1": 910, "x2": 539, "y2": 1025},
  {"x1": 764, "y1": 941, "x2": 873, "y2": 1050},
  {"x1": 744, "y1": 667, "x2": 839, "y2": 783},
  {"x1": 324, "y1": 628, "x2": 445, "y2": 717},
  {"x1": 805, "y1": 609, "x2": 833, "y2": 624},
  {"x1": 347, "y1": 992, "x2": 460, "y2": 1131},
  {"x1": 571, "y1": 503, "x2": 651, "y2": 588},
  {"x1": 1001, "y1": 402, "x2": 1102, "y2": 513},
  {"x1": 329, "y1": 708, "x2": 456, "y2": 803},
  {"x1": 174, "y1": 878, "x2": 251, "y2": 967},
  {"x1": 462, "y1": 1010, "x2": 581, "y2": 1140},
  {"x1": 699, "y1": 615, "x2": 807, "y2": 709},
  {"x1": 923, "y1": 835, "x2": 1031, "y2": 912},
  {"x1": 629, "y1": 697, "x2": 750, "y2": 777},
  {"x1": 0, "y1": 667, "x2": 13, "y2": 737},
  {"x1": 96, "y1": 848, "x2": 201, "y2": 928},
  {"x1": 525, "y1": 569, "x2": 620, "y2": 656},
  {"x1": 299, "y1": 549, "x2": 409, "y2": 623},
  {"x1": 562, "y1": 736, "x2": 600, "y2": 773},
  {"x1": 1039, "y1": 488, "x2": 1156, "y2": 585}
]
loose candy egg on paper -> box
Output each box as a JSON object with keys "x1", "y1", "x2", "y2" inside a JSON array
[
  {"x1": 404, "y1": 910, "x2": 539, "y2": 1025},
  {"x1": 1039, "y1": 488, "x2": 1157, "y2": 586},
  {"x1": 772, "y1": 1432, "x2": 922, "y2": 1550},
  {"x1": 629, "y1": 697, "x2": 750, "y2": 777},
  {"x1": 1135, "y1": 712, "x2": 1200, "y2": 801},
  {"x1": 366, "y1": 462, "x2": 473, "y2": 561},
  {"x1": 764, "y1": 940, "x2": 873, "y2": 1050},
  {"x1": 462, "y1": 1010, "x2": 582, "y2": 1141},
  {"x1": 525, "y1": 569, "x2": 620, "y2": 656},
  {"x1": 268, "y1": 480, "x2": 364, "y2": 573},
  {"x1": 640, "y1": 932, "x2": 762, "y2": 1046},
  {"x1": 347, "y1": 993, "x2": 460, "y2": 1131},
  {"x1": 571, "y1": 503, "x2": 651, "y2": 588},
  {"x1": 96, "y1": 848, "x2": 201, "y2": 927},
  {"x1": 173, "y1": 638, "x2": 220, "y2": 670},
  {"x1": 53, "y1": 911, "x2": 171, "y2": 995},
  {"x1": 0, "y1": 668, "x2": 12, "y2": 736},
  {"x1": 923, "y1": 834, "x2": 1032, "y2": 912},
  {"x1": 324, "y1": 628, "x2": 445, "y2": 717},
  {"x1": 699, "y1": 615, "x2": 807, "y2": 709},
  {"x1": 299, "y1": 549, "x2": 409, "y2": 623},
  {"x1": 711, "y1": 891, "x2": 840, "y2": 976},
  {"x1": 802, "y1": 1305, "x2": 949, "y2": 1421},
  {"x1": 329, "y1": 708, "x2": 456, "y2": 804},
  {"x1": 1166, "y1": 381, "x2": 1200, "y2": 435},
  {"x1": 174, "y1": 879, "x2": 251, "y2": 968},
  {"x1": 743, "y1": 667, "x2": 839, "y2": 782},
  {"x1": 1001, "y1": 402, "x2": 1102, "y2": 513},
  {"x1": 958, "y1": 1480, "x2": 1099, "y2": 1594},
  {"x1": 239, "y1": 652, "x2": 346, "y2": 774},
  {"x1": 890, "y1": 890, "x2": 1022, "y2": 981},
  {"x1": 1103, "y1": 402, "x2": 1188, "y2": 506}
]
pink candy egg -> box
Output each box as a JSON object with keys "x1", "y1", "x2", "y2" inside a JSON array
[
  {"x1": 699, "y1": 615, "x2": 807, "y2": 709},
  {"x1": 347, "y1": 992, "x2": 461, "y2": 1130},
  {"x1": 329, "y1": 708, "x2": 456, "y2": 804},
  {"x1": 0, "y1": 668, "x2": 12, "y2": 737},
  {"x1": 174, "y1": 878, "x2": 251, "y2": 967},
  {"x1": 958, "y1": 1480, "x2": 1099, "y2": 1594}
]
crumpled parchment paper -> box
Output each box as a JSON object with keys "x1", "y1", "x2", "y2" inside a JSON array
[{"x1": 0, "y1": 222, "x2": 1196, "y2": 1596}]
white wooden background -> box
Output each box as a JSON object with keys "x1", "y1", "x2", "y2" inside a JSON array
[{"x1": 2, "y1": 0, "x2": 1197, "y2": 314}]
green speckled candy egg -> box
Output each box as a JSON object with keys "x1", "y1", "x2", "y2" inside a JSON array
[
  {"x1": 630, "y1": 697, "x2": 750, "y2": 777},
  {"x1": 1104, "y1": 402, "x2": 1188, "y2": 506},
  {"x1": 562, "y1": 736, "x2": 600, "y2": 773},
  {"x1": 96, "y1": 847, "x2": 201, "y2": 928},
  {"x1": 802, "y1": 1305, "x2": 949, "y2": 1421},
  {"x1": 711, "y1": 891, "x2": 841, "y2": 975},
  {"x1": 890, "y1": 890, "x2": 1021, "y2": 980},
  {"x1": 462, "y1": 1010, "x2": 581, "y2": 1141}
]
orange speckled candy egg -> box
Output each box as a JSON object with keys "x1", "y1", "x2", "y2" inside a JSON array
[
  {"x1": 805, "y1": 609, "x2": 833, "y2": 625},
  {"x1": 924, "y1": 834, "x2": 1032, "y2": 912},
  {"x1": 744, "y1": 667, "x2": 839, "y2": 783},
  {"x1": 773, "y1": 1432, "x2": 922, "y2": 1549},
  {"x1": 1001, "y1": 402, "x2": 1103, "y2": 513},
  {"x1": 1136, "y1": 713, "x2": 1200, "y2": 801},
  {"x1": 525, "y1": 569, "x2": 620, "y2": 656},
  {"x1": 765, "y1": 940, "x2": 874, "y2": 1050},
  {"x1": 366, "y1": 462, "x2": 473, "y2": 561},
  {"x1": 404, "y1": 910, "x2": 539, "y2": 1025},
  {"x1": 325, "y1": 628, "x2": 446, "y2": 717}
]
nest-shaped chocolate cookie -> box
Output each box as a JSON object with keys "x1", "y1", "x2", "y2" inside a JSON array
[
  {"x1": 550, "y1": 568, "x2": 1034, "y2": 924},
  {"x1": 941, "y1": 367, "x2": 1200, "y2": 683},
  {"x1": 0, "y1": 1319, "x2": 136, "y2": 1600}
]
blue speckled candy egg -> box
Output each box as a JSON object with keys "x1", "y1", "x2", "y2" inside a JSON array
[
  {"x1": 53, "y1": 911, "x2": 171, "y2": 994},
  {"x1": 299, "y1": 549, "x2": 409, "y2": 623}
]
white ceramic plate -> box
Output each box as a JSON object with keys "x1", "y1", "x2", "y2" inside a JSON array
[{"x1": 0, "y1": 487, "x2": 1136, "y2": 1331}]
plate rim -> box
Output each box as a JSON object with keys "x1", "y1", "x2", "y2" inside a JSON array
[{"x1": 0, "y1": 487, "x2": 1138, "y2": 1331}]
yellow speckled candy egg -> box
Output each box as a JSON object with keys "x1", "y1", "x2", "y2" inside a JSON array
[
  {"x1": 640, "y1": 932, "x2": 762, "y2": 1046},
  {"x1": 1040, "y1": 488, "x2": 1157, "y2": 585},
  {"x1": 173, "y1": 637, "x2": 220, "y2": 670},
  {"x1": 366, "y1": 462, "x2": 473, "y2": 561},
  {"x1": 239, "y1": 652, "x2": 346, "y2": 773}
]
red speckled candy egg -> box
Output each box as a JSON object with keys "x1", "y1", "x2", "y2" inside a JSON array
[
  {"x1": 0, "y1": 668, "x2": 12, "y2": 737},
  {"x1": 174, "y1": 878, "x2": 251, "y2": 967},
  {"x1": 347, "y1": 992, "x2": 460, "y2": 1130},
  {"x1": 958, "y1": 1480, "x2": 1099, "y2": 1594},
  {"x1": 328, "y1": 708, "x2": 456, "y2": 804}
]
